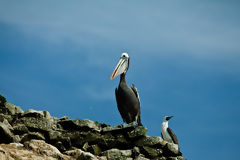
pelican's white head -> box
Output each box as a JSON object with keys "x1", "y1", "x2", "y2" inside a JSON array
[{"x1": 110, "y1": 52, "x2": 130, "y2": 80}]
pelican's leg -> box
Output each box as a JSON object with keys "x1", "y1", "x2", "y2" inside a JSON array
[
  {"x1": 127, "y1": 115, "x2": 138, "y2": 127},
  {"x1": 121, "y1": 123, "x2": 128, "y2": 128},
  {"x1": 121, "y1": 120, "x2": 128, "y2": 128}
]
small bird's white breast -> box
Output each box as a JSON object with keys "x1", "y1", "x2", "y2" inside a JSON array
[{"x1": 161, "y1": 122, "x2": 174, "y2": 143}]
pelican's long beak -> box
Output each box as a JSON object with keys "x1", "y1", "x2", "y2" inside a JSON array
[{"x1": 110, "y1": 57, "x2": 128, "y2": 80}]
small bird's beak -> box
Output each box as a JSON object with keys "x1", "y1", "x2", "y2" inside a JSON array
[
  {"x1": 110, "y1": 57, "x2": 128, "y2": 80},
  {"x1": 167, "y1": 116, "x2": 174, "y2": 121}
]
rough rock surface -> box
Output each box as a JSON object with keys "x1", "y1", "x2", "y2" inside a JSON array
[
  {"x1": 0, "y1": 141, "x2": 72, "y2": 160},
  {"x1": 0, "y1": 94, "x2": 186, "y2": 160}
]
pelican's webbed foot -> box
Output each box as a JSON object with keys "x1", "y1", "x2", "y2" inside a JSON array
[
  {"x1": 127, "y1": 115, "x2": 140, "y2": 128},
  {"x1": 127, "y1": 121, "x2": 138, "y2": 128},
  {"x1": 121, "y1": 123, "x2": 128, "y2": 128}
]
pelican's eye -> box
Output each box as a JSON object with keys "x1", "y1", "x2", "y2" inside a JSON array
[{"x1": 121, "y1": 53, "x2": 129, "y2": 58}]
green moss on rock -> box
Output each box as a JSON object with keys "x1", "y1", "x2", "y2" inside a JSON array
[
  {"x1": 14, "y1": 117, "x2": 57, "y2": 132},
  {"x1": 135, "y1": 136, "x2": 166, "y2": 147},
  {"x1": 127, "y1": 126, "x2": 147, "y2": 139},
  {"x1": 142, "y1": 146, "x2": 163, "y2": 158}
]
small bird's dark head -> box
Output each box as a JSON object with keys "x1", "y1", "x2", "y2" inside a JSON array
[
  {"x1": 163, "y1": 116, "x2": 173, "y2": 122},
  {"x1": 166, "y1": 116, "x2": 173, "y2": 121}
]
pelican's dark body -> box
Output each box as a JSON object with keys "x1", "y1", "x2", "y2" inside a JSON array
[{"x1": 115, "y1": 73, "x2": 142, "y2": 126}]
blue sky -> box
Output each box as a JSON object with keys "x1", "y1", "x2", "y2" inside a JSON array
[{"x1": 0, "y1": 1, "x2": 240, "y2": 159}]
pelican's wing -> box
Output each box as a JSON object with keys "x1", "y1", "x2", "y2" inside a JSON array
[
  {"x1": 131, "y1": 84, "x2": 142, "y2": 126},
  {"x1": 131, "y1": 84, "x2": 140, "y2": 103}
]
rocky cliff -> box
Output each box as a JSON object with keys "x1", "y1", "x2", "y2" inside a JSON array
[{"x1": 0, "y1": 94, "x2": 186, "y2": 160}]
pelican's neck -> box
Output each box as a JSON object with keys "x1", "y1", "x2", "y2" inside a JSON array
[{"x1": 120, "y1": 73, "x2": 126, "y2": 83}]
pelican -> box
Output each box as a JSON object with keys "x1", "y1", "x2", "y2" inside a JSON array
[{"x1": 110, "y1": 53, "x2": 142, "y2": 126}]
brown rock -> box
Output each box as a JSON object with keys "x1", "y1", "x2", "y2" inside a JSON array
[
  {"x1": 0, "y1": 142, "x2": 73, "y2": 160},
  {"x1": 24, "y1": 139, "x2": 72, "y2": 159},
  {"x1": 135, "y1": 136, "x2": 166, "y2": 147},
  {"x1": 64, "y1": 149, "x2": 98, "y2": 160},
  {"x1": 102, "y1": 148, "x2": 132, "y2": 160},
  {"x1": 0, "y1": 122, "x2": 14, "y2": 143}
]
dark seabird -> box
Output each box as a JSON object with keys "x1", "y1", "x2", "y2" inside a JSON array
[
  {"x1": 110, "y1": 53, "x2": 142, "y2": 126},
  {"x1": 161, "y1": 116, "x2": 178, "y2": 145}
]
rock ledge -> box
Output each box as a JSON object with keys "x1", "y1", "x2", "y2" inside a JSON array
[{"x1": 0, "y1": 94, "x2": 186, "y2": 160}]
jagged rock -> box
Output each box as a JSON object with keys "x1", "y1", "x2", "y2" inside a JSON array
[
  {"x1": 59, "y1": 119, "x2": 102, "y2": 132},
  {"x1": 163, "y1": 143, "x2": 180, "y2": 156},
  {"x1": 65, "y1": 148, "x2": 98, "y2": 160},
  {"x1": 115, "y1": 134, "x2": 129, "y2": 145},
  {"x1": 135, "y1": 155, "x2": 150, "y2": 160},
  {"x1": 53, "y1": 141, "x2": 66, "y2": 152},
  {"x1": 133, "y1": 146, "x2": 141, "y2": 157},
  {"x1": 21, "y1": 132, "x2": 45, "y2": 143},
  {"x1": 65, "y1": 149, "x2": 83, "y2": 158},
  {"x1": 0, "y1": 94, "x2": 7, "y2": 106},
  {"x1": 23, "y1": 109, "x2": 51, "y2": 119},
  {"x1": 127, "y1": 126, "x2": 147, "y2": 139},
  {"x1": 0, "y1": 122, "x2": 14, "y2": 143},
  {"x1": 135, "y1": 136, "x2": 167, "y2": 147},
  {"x1": 2, "y1": 118, "x2": 13, "y2": 131},
  {"x1": 4, "y1": 103, "x2": 24, "y2": 115},
  {"x1": 60, "y1": 137, "x2": 72, "y2": 151},
  {"x1": 176, "y1": 156, "x2": 186, "y2": 160},
  {"x1": 0, "y1": 95, "x2": 8, "y2": 116},
  {"x1": 64, "y1": 130, "x2": 101, "y2": 148},
  {"x1": 0, "y1": 99, "x2": 23, "y2": 115},
  {"x1": 0, "y1": 141, "x2": 73, "y2": 160},
  {"x1": 0, "y1": 143, "x2": 31, "y2": 160},
  {"x1": 152, "y1": 157, "x2": 167, "y2": 160},
  {"x1": 10, "y1": 142, "x2": 24, "y2": 147},
  {"x1": 102, "y1": 124, "x2": 135, "y2": 134},
  {"x1": 142, "y1": 146, "x2": 163, "y2": 158},
  {"x1": 24, "y1": 139, "x2": 60, "y2": 155},
  {"x1": 48, "y1": 130, "x2": 63, "y2": 141},
  {"x1": 0, "y1": 113, "x2": 13, "y2": 123},
  {"x1": 102, "y1": 148, "x2": 132, "y2": 160},
  {"x1": 167, "y1": 156, "x2": 186, "y2": 160},
  {"x1": 97, "y1": 132, "x2": 132, "y2": 149},
  {"x1": 98, "y1": 156, "x2": 108, "y2": 160},
  {"x1": 0, "y1": 96, "x2": 187, "y2": 160},
  {"x1": 47, "y1": 130, "x2": 72, "y2": 152},
  {"x1": 13, "y1": 124, "x2": 29, "y2": 134},
  {"x1": 91, "y1": 144, "x2": 102, "y2": 155},
  {"x1": 24, "y1": 139, "x2": 72, "y2": 159},
  {"x1": 79, "y1": 150, "x2": 99, "y2": 160},
  {"x1": 102, "y1": 125, "x2": 127, "y2": 132},
  {"x1": 13, "y1": 135, "x2": 21, "y2": 143},
  {"x1": 85, "y1": 144, "x2": 102, "y2": 155},
  {"x1": 60, "y1": 116, "x2": 69, "y2": 120},
  {"x1": 98, "y1": 132, "x2": 117, "y2": 149},
  {"x1": 83, "y1": 142, "x2": 90, "y2": 151},
  {"x1": 13, "y1": 116, "x2": 58, "y2": 132}
]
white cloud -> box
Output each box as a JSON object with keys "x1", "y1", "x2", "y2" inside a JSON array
[
  {"x1": 1, "y1": 1, "x2": 239, "y2": 56},
  {"x1": 0, "y1": 0, "x2": 240, "y2": 75}
]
